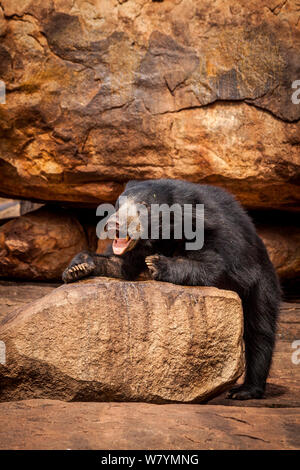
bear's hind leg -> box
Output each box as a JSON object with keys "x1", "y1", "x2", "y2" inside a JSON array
[{"x1": 227, "y1": 277, "x2": 280, "y2": 400}]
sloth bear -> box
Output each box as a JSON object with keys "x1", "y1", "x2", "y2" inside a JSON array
[{"x1": 62, "y1": 179, "x2": 280, "y2": 400}]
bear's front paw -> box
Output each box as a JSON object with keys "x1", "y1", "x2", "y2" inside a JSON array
[
  {"x1": 145, "y1": 254, "x2": 169, "y2": 281},
  {"x1": 62, "y1": 261, "x2": 95, "y2": 284}
]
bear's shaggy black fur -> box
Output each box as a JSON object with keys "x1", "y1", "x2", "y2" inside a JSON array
[{"x1": 63, "y1": 179, "x2": 281, "y2": 400}]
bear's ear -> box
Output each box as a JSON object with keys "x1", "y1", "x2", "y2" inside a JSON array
[{"x1": 125, "y1": 180, "x2": 140, "y2": 190}]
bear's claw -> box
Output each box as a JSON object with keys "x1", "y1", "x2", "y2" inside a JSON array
[
  {"x1": 145, "y1": 254, "x2": 169, "y2": 281},
  {"x1": 62, "y1": 261, "x2": 95, "y2": 283}
]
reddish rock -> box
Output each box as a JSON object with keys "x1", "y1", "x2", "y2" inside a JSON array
[
  {"x1": 0, "y1": 0, "x2": 299, "y2": 210},
  {"x1": 258, "y1": 225, "x2": 300, "y2": 280},
  {"x1": 96, "y1": 238, "x2": 112, "y2": 255},
  {"x1": 0, "y1": 280, "x2": 57, "y2": 323},
  {"x1": 0, "y1": 207, "x2": 88, "y2": 281},
  {"x1": 0, "y1": 400, "x2": 298, "y2": 450}
]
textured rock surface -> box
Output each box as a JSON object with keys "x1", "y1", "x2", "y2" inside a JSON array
[
  {"x1": 0, "y1": 198, "x2": 43, "y2": 221},
  {"x1": 0, "y1": 278, "x2": 244, "y2": 403},
  {"x1": 0, "y1": 207, "x2": 88, "y2": 281},
  {"x1": 0, "y1": 280, "x2": 58, "y2": 323},
  {"x1": 0, "y1": 0, "x2": 299, "y2": 210},
  {"x1": 0, "y1": 400, "x2": 299, "y2": 450}
]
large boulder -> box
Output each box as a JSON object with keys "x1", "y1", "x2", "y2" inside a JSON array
[
  {"x1": 0, "y1": 207, "x2": 88, "y2": 281},
  {"x1": 0, "y1": 0, "x2": 299, "y2": 210},
  {"x1": 0, "y1": 278, "x2": 244, "y2": 403}
]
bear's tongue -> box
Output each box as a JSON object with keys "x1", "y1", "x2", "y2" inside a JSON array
[{"x1": 112, "y1": 237, "x2": 131, "y2": 255}]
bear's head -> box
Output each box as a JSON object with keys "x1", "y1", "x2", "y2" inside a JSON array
[
  {"x1": 104, "y1": 180, "x2": 170, "y2": 255},
  {"x1": 103, "y1": 180, "x2": 203, "y2": 255}
]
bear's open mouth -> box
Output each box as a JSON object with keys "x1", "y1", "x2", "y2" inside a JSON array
[
  {"x1": 112, "y1": 235, "x2": 137, "y2": 255},
  {"x1": 105, "y1": 215, "x2": 140, "y2": 255}
]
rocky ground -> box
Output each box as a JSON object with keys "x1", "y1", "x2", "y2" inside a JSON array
[
  {"x1": 0, "y1": 400, "x2": 298, "y2": 450},
  {"x1": 0, "y1": 280, "x2": 299, "y2": 450}
]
